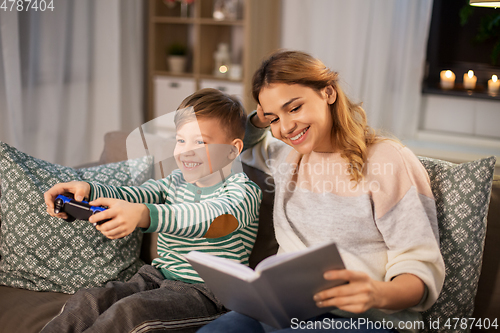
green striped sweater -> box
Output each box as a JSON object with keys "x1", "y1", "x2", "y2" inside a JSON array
[{"x1": 88, "y1": 169, "x2": 262, "y2": 283}]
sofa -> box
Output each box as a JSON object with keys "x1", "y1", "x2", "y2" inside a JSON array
[{"x1": 0, "y1": 131, "x2": 498, "y2": 333}]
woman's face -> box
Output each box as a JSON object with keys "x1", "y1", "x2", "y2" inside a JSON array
[{"x1": 259, "y1": 83, "x2": 337, "y2": 154}]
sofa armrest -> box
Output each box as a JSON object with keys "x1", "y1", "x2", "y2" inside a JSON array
[
  {"x1": 0, "y1": 286, "x2": 71, "y2": 333},
  {"x1": 472, "y1": 175, "x2": 500, "y2": 328}
]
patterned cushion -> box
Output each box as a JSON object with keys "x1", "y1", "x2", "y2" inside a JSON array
[
  {"x1": 0, "y1": 142, "x2": 153, "y2": 294},
  {"x1": 418, "y1": 156, "x2": 496, "y2": 333}
]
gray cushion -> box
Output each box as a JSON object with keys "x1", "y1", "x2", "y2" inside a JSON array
[
  {"x1": 419, "y1": 156, "x2": 496, "y2": 333},
  {"x1": 0, "y1": 142, "x2": 152, "y2": 294}
]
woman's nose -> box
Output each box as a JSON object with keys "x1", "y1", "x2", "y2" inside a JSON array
[{"x1": 280, "y1": 116, "x2": 296, "y2": 136}]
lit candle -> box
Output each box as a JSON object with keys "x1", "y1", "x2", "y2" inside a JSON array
[
  {"x1": 440, "y1": 70, "x2": 455, "y2": 90},
  {"x1": 488, "y1": 75, "x2": 499, "y2": 95},
  {"x1": 463, "y1": 70, "x2": 477, "y2": 90}
]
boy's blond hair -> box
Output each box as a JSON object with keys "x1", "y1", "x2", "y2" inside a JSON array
[{"x1": 175, "y1": 88, "x2": 246, "y2": 141}]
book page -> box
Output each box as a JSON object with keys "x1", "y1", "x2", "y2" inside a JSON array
[
  {"x1": 186, "y1": 251, "x2": 258, "y2": 281},
  {"x1": 255, "y1": 241, "x2": 339, "y2": 272},
  {"x1": 254, "y1": 251, "x2": 300, "y2": 272}
]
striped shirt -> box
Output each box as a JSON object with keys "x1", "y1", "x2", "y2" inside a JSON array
[{"x1": 88, "y1": 169, "x2": 261, "y2": 283}]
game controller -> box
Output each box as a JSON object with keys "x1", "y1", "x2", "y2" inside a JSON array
[{"x1": 54, "y1": 194, "x2": 109, "y2": 225}]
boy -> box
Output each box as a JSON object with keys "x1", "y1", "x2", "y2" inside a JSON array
[{"x1": 42, "y1": 89, "x2": 262, "y2": 333}]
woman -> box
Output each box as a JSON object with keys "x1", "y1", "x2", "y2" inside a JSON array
[{"x1": 199, "y1": 50, "x2": 444, "y2": 333}]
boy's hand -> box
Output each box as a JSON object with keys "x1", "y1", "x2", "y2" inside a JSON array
[
  {"x1": 88, "y1": 198, "x2": 151, "y2": 239},
  {"x1": 44, "y1": 181, "x2": 91, "y2": 219}
]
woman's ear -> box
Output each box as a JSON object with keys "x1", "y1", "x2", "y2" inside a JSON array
[{"x1": 325, "y1": 86, "x2": 337, "y2": 105}]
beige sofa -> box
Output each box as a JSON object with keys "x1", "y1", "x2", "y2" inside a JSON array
[{"x1": 0, "y1": 132, "x2": 498, "y2": 333}]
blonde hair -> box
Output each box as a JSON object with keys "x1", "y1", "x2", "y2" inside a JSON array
[{"x1": 252, "y1": 50, "x2": 382, "y2": 183}]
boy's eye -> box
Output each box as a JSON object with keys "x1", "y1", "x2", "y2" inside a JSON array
[
  {"x1": 269, "y1": 118, "x2": 279, "y2": 124},
  {"x1": 177, "y1": 139, "x2": 185, "y2": 143},
  {"x1": 196, "y1": 140, "x2": 205, "y2": 145}
]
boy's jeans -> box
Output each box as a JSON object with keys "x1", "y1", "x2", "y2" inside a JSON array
[{"x1": 40, "y1": 264, "x2": 226, "y2": 333}]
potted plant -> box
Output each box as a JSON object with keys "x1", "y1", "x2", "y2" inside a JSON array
[{"x1": 167, "y1": 42, "x2": 187, "y2": 74}]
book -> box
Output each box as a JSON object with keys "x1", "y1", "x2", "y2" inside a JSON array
[{"x1": 186, "y1": 241, "x2": 346, "y2": 328}]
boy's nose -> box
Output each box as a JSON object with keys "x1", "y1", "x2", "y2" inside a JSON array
[{"x1": 180, "y1": 148, "x2": 195, "y2": 156}]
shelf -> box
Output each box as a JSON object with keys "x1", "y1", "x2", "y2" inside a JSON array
[
  {"x1": 153, "y1": 17, "x2": 195, "y2": 24},
  {"x1": 422, "y1": 84, "x2": 500, "y2": 101},
  {"x1": 198, "y1": 18, "x2": 244, "y2": 26},
  {"x1": 198, "y1": 74, "x2": 242, "y2": 82},
  {"x1": 148, "y1": 0, "x2": 282, "y2": 120},
  {"x1": 153, "y1": 17, "x2": 244, "y2": 26},
  {"x1": 154, "y1": 71, "x2": 195, "y2": 78}
]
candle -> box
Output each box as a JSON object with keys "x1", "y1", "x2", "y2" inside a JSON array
[
  {"x1": 440, "y1": 70, "x2": 455, "y2": 90},
  {"x1": 488, "y1": 75, "x2": 499, "y2": 95},
  {"x1": 463, "y1": 70, "x2": 477, "y2": 90}
]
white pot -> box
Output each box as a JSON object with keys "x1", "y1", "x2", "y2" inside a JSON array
[{"x1": 167, "y1": 56, "x2": 186, "y2": 74}]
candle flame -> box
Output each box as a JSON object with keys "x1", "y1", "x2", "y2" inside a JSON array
[
  {"x1": 445, "y1": 70, "x2": 452, "y2": 78},
  {"x1": 493, "y1": 75, "x2": 498, "y2": 83},
  {"x1": 468, "y1": 70, "x2": 474, "y2": 78}
]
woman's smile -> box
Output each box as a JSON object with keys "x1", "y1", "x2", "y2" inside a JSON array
[
  {"x1": 259, "y1": 83, "x2": 336, "y2": 154},
  {"x1": 288, "y1": 126, "x2": 310, "y2": 145}
]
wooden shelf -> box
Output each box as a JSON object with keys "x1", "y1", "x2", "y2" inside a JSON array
[
  {"x1": 153, "y1": 17, "x2": 195, "y2": 24},
  {"x1": 147, "y1": 0, "x2": 282, "y2": 121},
  {"x1": 198, "y1": 18, "x2": 245, "y2": 26},
  {"x1": 154, "y1": 70, "x2": 195, "y2": 78},
  {"x1": 198, "y1": 74, "x2": 243, "y2": 82}
]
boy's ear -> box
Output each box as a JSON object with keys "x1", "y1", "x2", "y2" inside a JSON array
[{"x1": 230, "y1": 139, "x2": 244, "y2": 158}]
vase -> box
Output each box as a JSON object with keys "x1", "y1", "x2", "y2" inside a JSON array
[
  {"x1": 180, "y1": 1, "x2": 189, "y2": 18},
  {"x1": 168, "y1": 56, "x2": 186, "y2": 74}
]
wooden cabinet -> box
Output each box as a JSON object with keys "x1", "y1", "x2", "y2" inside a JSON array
[{"x1": 147, "y1": 0, "x2": 281, "y2": 120}]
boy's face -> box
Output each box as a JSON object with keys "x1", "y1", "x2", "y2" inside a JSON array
[{"x1": 173, "y1": 118, "x2": 237, "y2": 187}]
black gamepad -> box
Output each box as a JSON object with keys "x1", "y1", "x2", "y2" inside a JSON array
[{"x1": 54, "y1": 194, "x2": 109, "y2": 225}]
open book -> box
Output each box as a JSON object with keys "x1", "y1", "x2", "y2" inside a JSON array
[{"x1": 186, "y1": 241, "x2": 346, "y2": 328}]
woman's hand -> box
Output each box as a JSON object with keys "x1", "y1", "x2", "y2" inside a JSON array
[
  {"x1": 313, "y1": 269, "x2": 382, "y2": 313},
  {"x1": 251, "y1": 104, "x2": 271, "y2": 128},
  {"x1": 313, "y1": 270, "x2": 425, "y2": 313},
  {"x1": 88, "y1": 198, "x2": 151, "y2": 239},
  {"x1": 44, "y1": 181, "x2": 91, "y2": 220}
]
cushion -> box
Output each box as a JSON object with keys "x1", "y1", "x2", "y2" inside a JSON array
[
  {"x1": 0, "y1": 141, "x2": 153, "y2": 294},
  {"x1": 418, "y1": 156, "x2": 496, "y2": 333}
]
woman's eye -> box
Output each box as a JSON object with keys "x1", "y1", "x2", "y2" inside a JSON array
[
  {"x1": 269, "y1": 118, "x2": 279, "y2": 124},
  {"x1": 290, "y1": 105, "x2": 302, "y2": 113}
]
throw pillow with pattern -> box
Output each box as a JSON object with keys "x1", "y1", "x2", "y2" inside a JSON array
[
  {"x1": 0, "y1": 142, "x2": 153, "y2": 294},
  {"x1": 418, "y1": 156, "x2": 496, "y2": 333}
]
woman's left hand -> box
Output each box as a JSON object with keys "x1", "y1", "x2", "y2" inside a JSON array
[
  {"x1": 313, "y1": 269, "x2": 382, "y2": 313},
  {"x1": 313, "y1": 270, "x2": 425, "y2": 313}
]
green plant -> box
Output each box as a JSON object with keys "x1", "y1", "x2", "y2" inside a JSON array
[
  {"x1": 460, "y1": 3, "x2": 500, "y2": 65},
  {"x1": 167, "y1": 42, "x2": 187, "y2": 56}
]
